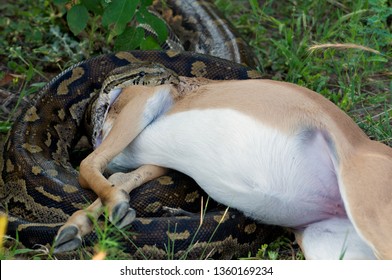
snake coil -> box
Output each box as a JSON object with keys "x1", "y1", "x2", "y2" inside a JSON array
[{"x1": 0, "y1": 1, "x2": 282, "y2": 259}]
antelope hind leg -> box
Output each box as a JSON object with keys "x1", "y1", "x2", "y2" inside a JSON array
[
  {"x1": 297, "y1": 141, "x2": 392, "y2": 259},
  {"x1": 338, "y1": 143, "x2": 392, "y2": 259},
  {"x1": 54, "y1": 165, "x2": 167, "y2": 253},
  {"x1": 295, "y1": 217, "x2": 377, "y2": 259}
]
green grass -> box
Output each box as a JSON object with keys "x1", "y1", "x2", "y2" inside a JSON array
[
  {"x1": 216, "y1": 0, "x2": 391, "y2": 145},
  {"x1": 1, "y1": 0, "x2": 391, "y2": 259},
  {"x1": 0, "y1": 203, "x2": 254, "y2": 260}
]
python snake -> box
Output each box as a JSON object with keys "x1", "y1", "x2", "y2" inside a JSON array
[{"x1": 0, "y1": 0, "x2": 283, "y2": 259}]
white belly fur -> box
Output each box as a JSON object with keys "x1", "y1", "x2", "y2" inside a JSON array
[{"x1": 107, "y1": 108, "x2": 345, "y2": 228}]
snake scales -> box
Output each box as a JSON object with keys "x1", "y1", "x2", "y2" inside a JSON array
[{"x1": 0, "y1": 0, "x2": 283, "y2": 259}]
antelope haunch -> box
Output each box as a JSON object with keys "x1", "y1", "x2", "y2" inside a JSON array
[{"x1": 55, "y1": 77, "x2": 392, "y2": 259}]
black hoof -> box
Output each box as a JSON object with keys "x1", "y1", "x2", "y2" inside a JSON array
[
  {"x1": 111, "y1": 202, "x2": 136, "y2": 228},
  {"x1": 53, "y1": 225, "x2": 82, "y2": 253}
]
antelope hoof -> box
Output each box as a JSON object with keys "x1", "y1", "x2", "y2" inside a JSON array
[
  {"x1": 53, "y1": 225, "x2": 82, "y2": 253},
  {"x1": 110, "y1": 202, "x2": 136, "y2": 228}
]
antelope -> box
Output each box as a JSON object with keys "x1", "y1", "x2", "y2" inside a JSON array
[{"x1": 54, "y1": 64, "x2": 392, "y2": 259}]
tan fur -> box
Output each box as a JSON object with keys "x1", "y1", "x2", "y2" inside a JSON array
[
  {"x1": 68, "y1": 78, "x2": 391, "y2": 259},
  {"x1": 170, "y1": 80, "x2": 368, "y2": 152},
  {"x1": 79, "y1": 85, "x2": 169, "y2": 203},
  {"x1": 340, "y1": 142, "x2": 392, "y2": 259}
]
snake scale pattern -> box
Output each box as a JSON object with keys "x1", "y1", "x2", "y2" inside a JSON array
[{"x1": 0, "y1": 0, "x2": 283, "y2": 259}]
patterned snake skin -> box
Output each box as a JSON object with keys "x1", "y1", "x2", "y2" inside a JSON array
[{"x1": 0, "y1": 1, "x2": 283, "y2": 259}]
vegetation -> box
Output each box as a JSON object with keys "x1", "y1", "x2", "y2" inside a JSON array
[
  {"x1": 0, "y1": 0, "x2": 391, "y2": 259},
  {"x1": 216, "y1": 0, "x2": 391, "y2": 144}
]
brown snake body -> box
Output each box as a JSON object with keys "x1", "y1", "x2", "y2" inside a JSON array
[{"x1": 0, "y1": 1, "x2": 283, "y2": 259}]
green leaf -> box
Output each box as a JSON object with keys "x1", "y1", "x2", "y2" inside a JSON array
[
  {"x1": 66, "y1": 4, "x2": 89, "y2": 36},
  {"x1": 82, "y1": 0, "x2": 103, "y2": 15},
  {"x1": 140, "y1": 0, "x2": 153, "y2": 7},
  {"x1": 53, "y1": 0, "x2": 68, "y2": 5},
  {"x1": 140, "y1": 36, "x2": 161, "y2": 50},
  {"x1": 102, "y1": 0, "x2": 139, "y2": 36},
  {"x1": 137, "y1": 8, "x2": 168, "y2": 43},
  {"x1": 114, "y1": 26, "x2": 144, "y2": 51}
]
